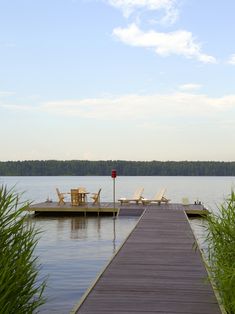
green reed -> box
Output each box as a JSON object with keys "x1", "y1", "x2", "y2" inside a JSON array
[
  {"x1": 0, "y1": 185, "x2": 46, "y2": 313},
  {"x1": 206, "y1": 190, "x2": 235, "y2": 314}
]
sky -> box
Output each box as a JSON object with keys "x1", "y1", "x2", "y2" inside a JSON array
[{"x1": 1, "y1": 0, "x2": 235, "y2": 161}]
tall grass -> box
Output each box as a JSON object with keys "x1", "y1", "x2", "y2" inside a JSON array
[
  {"x1": 0, "y1": 185, "x2": 46, "y2": 313},
  {"x1": 206, "y1": 190, "x2": 235, "y2": 314}
]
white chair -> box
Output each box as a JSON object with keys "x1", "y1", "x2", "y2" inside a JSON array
[
  {"x1": 142, "y1": 188, "x2": 170, "y2": 205},
  {"x1": 118, "y1": 187, "x2": 144, "y2": 205}
]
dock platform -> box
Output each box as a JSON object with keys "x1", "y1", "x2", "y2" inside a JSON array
[
  {"x1": 72, "y1": 205, "x2": 221, "y2": 314},
  {"x1": 28, "y1": 202, "x2": 207, "y2": 217},
  {"x1": 28, "y1": 202, "x2": 119, "y2": 215}
]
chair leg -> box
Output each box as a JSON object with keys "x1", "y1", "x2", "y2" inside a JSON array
[{"x1": 58, "y1": 197, "x2": 65, "y2": 205}]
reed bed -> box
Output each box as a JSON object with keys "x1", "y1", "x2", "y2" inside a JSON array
[
  {"x1": 0, "y1": 185, "x2": 46, "y2": 313},
  {"x1": 206, "y1": 190, "x2": 235, "y2": 314}
]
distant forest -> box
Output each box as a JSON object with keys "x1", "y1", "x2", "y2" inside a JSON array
[{"x1": 0, "y1": 160, "x2": 235, "y2": 176}]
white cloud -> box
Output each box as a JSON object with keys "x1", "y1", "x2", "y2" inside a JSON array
[
  {"x1": 179, "y1": 84, "x2": 202, "y2": 91},
  {"x1": 105, "y1": 1, "x2": 216, "y2": 63},
  {"x1": 228, "y1": 54, "x2": 235, "y2": 65},
  {"x1": 0, "y1": 91, "x2": 15, "y2": 97},
  {"x1": 3, "y1": 92, "x2": 234, "y2": 120},
  {"x1": 0, "y1": 103, "x2": 35, "y2": 111},
  {"x1": 41, "y1": 92, "x2": 235, "y2": 121},
  {"x1": 113, "y1": 23, "x2": 217, "y2": 63},
  {"x1": 106, "y1": 0, "x2": 179, "y2": 23}
]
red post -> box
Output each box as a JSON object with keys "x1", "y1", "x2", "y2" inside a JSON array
[
  {"x1": 111, "y1": 169, "x2": 117, "y2": 179},
  {"x1": 111, "y1": 169, "x2": 117, "y2": 217}
]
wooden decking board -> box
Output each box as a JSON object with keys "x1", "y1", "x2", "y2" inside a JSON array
[
  {"x1": 115, "y1": 252, "x2": 204, "y2": 262},
  {"x1": 75, "y1": 205, "x2": 220, "y2": 314},
  {"x1": 93, "y1": 277, "x2": 212, "y2": 289},
  {"x1": 90, "y1": 290, "x2": 217, "y2": 301},
  {"x1": 102, "y1": 273, "x2": 208, "y2": 282},
  {"x1": 104, "y1": 265, "x2": 206, "y2": 274},
  {"x1": 93, "y1": 283, "x2": 213, "y2": 293},
  {"x1": 126, "y1": 238, "x2": 196, "y2": 244},
  {"x1": 125, "y1": 234, "x2": 194, "y2": 240},
  {"x1": 77, "y1": 299, "x2": 220, "y2": 314},
  {"x1": 119, "y1": 245, "x2": 197, "y2": 252},
  {"x1": 83, "y1": 293, "x2": 218, "y2": 305}
]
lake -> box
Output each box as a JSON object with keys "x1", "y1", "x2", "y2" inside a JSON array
[{"x1": 1, "y1": 176, "x2": 235, "y2": 313}]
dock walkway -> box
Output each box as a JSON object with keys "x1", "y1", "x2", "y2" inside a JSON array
[{"x1": 74, "y1": 206, "x2": 221, "y2": 314}]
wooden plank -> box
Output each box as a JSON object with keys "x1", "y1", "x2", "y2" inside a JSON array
[{"x1": 74, "y1": 206, "x2": 221, "y2": 314}]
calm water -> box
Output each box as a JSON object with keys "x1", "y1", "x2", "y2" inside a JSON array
[
  {"x1": 1, "y1": 175, "x2": 234, "y2": 209},
  {"x1": 1, "y1": 176, "x2": 235, "y2": 313}
]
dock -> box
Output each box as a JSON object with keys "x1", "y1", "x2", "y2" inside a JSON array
[
  {"x1": 27, "y1": 202, "x2": 207, "y2": 217},
  {"x1": 28, "y1": 202, "x2": 119, "y2": 215},
  {"x1": 70, "y1": 204, "x2": 221, "y2": 314}
]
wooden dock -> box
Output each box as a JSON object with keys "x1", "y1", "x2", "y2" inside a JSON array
[
  {"x1": 28, "y1": 202, "x2": 119, "y2": 215},
  {"x1": 72, "y1": 205, "x2": 221, "y2": 314},
  {"x1": 27, "y1": 202, "x2": 207, "y2": 217}
]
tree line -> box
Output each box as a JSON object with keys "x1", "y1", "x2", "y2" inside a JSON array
[{"x1": 0, "y1": 160, "x2": 235, "y2": 176}]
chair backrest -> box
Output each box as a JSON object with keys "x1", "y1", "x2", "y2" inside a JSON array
[
  {"x1": 56, "y1": 188, "x2": 65, "y2": 205},
  {"x1": 71, "y1": 189, "x2": 79, "y2": 193},
  {"x1": 56, "y1": 188, "x2": 64, "y2": 200},
  {"x1": 133, "y1": 187, "x2": 144, "y2": 199},
  {"x1": 56, "y1": 188, "x2": 60, "y2": 197},
  {"x1": 78, "y1": 186, "x2": 87, "y2": 193},
  {"x1": 71, "y1": 189, "x2": 79, "y2": 206},
  {"x1": 154, "y1": 188, "x2": 166, "y2": 201}
]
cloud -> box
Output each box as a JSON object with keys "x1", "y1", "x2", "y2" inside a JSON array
[
  {"x1": 106, "y1": 0, "x2": 179, "y2": 24},
  {"x1": 179, "y1": 84, "x2": 202, "y2": 91},
  {"x1": 113, "y1": 23, "x2": 217, "y2": 63},
  {"x1": 0, "y1": 103, "x2": 35, "y2": 111},
  {"x1": 228, "y1": 54, "x2": 235, "y2": 65},
  {"x1": 105, "y1": 1, "x2": 217, "y2": 63},
  {"x1": 41, "y1": 92, "x2": 235, "y2": 121},
  {"x1": 0, "y1": 91, "x2": 15, "y2": 97}
]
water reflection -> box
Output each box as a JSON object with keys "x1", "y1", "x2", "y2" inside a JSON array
[
  {"x1": 26, "y1": 215, "x2": 138, "y2": 314},
  {"x1": 189, "y1": 218, "x2": 209, "y2": 255},
  {"x1": 70, "y1": 216, "x2": 117, "y2": 254},
  {"x1": 70, "y1": 217, "x2": 88, "y2": 239}
]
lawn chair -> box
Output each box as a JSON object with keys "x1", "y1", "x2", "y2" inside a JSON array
[
  {"x1": 71, "y1": 189, "x2": 80, "y2": 206},
  {"x1": 56, "y1": 188, "x2": 66, "y2": 206},
  {"x1": 142, "y1": 188, "x2": 170, "y2": 205},
  {"x1": 118, "y1": 187, "x2": 144, "y2": 205},
  {"x1": 90, "y1": 188, "x2": 101, "y2": 206}
]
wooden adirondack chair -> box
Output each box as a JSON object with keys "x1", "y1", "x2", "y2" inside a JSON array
[
  {"x1": 71, "y1": 189, "x2": 80, "y2": 206},
  {"x1": 90, "y1": 188, "x2": 101, "y2": 205},
  {"x1": 118, "y1": 187, "x2": 144, "y2": 205},
  {"x1": 56, "y1": 188, "x2": 66, "y2": 205},
  {"x1": 142, "y1": 188, "x2": 170, "y2": 205}
]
